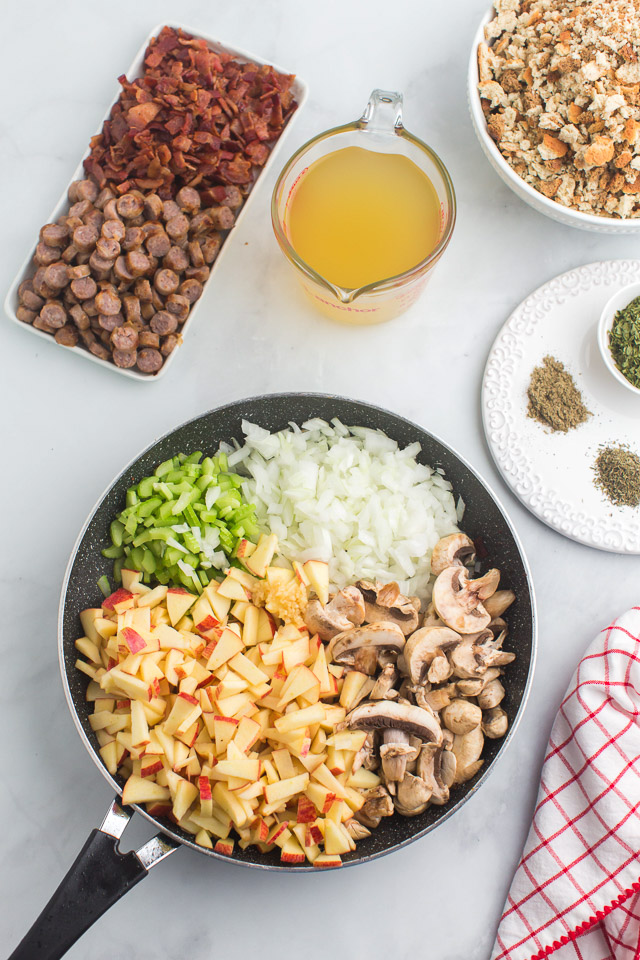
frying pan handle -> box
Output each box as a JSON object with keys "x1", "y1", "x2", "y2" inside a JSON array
[{"x1": 8, "y1": 798, "x2": 179, "y2": 960}]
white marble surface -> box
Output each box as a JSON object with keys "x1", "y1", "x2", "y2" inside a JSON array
[{"x1": 2, "y1": 2, "x2": 640, "y2": 958}]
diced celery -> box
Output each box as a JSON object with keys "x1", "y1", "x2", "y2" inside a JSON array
[
  {"x1": 97, "y1": 575, "x2": 111, "y2": 597},
  {"x1": 125, "y1": 488, "x2": 139, "y2": 507},
  {"x1": 142, "y1": 549, "x2": 157, "y2": 574},
  {"x1": 102, "y1": 544, "x2": 124, "y2": 559},
  {"x1": 137, "y1": 476, "x2": 156, "y2": 498},
  {"x1": 110, "y1": 520, "x2": 125, "y2": 547},
  {"x1": 154, "y1": 459, "x2": 174, "y2": 478}
]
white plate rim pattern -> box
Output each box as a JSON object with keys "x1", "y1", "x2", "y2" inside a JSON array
[{"x1": 482, "y1": 259, "x2": 640, "y2": 555}]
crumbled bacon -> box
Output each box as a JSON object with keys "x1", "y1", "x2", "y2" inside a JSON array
[{"x1": 84, "y1": 25, "x2": 298, "y2": 205}]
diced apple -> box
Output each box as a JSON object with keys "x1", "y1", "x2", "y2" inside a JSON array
[
  {"x1": 195, "y1": 829, "x2": 213, "y2": 849},
  {"x1": 313, "y1": 853, "x2": 342, "y2": 869},
  {"x1": 203, "y1": 582, "x2": 231, "y2": 622},
  {"x1": 339, "y1": 671, "x2": 369, "y2": 711},
  {"x1": 122, "y1": 775, "x2": 170, "y2": 805},
  {"x1": 303, "y1": 561, "x2": 329, "y2": 605},
  {"x1": 206, "y1": 629, "x2": 244, "y2": 671},
  {"x1": 213, "y1": 716, "x2": 239, "y2": 754},
  {"x1": 292, "y1": 561, "x2": 311, "y2": 588},
  {"x1": 280, "y1": 835, "x2": 305, "y2": 864},
  {"x1": 172, "y1": 778, "x2": 199, "y2": 822},
  {"x1": 166, "y1": 588, "x2": 197, "y2": 626},
  {"x1": 79, "y1": 609, "x2": 102, "y2": 644},
  {"x1": 137, "y1": 585, "x2": 169, "y2": 609},
  {"x1": 257, "y1": 608, "x2": 276, "y2": 643},
  {"x1": 121, "y1": 569, "x2": 143, "y2": 592},
  {"x1": 245, "y1": 534, "x2": 278, "y2": 578},
  {"x1": 277, "y1": 665, "x2": 320, "y2": 709},
  {"x1": 233, "y1": 716, "x2": 261, "y2": 753},
  {"x1": 323, "y1": 819, "x2": 352, "y2": 855},
  {"x1": 274, "y1": 703, "x2": 325, "y2": 734},
  {"x1": 214, "y1": 838, "x2": 235, "y2": 856},
  {"x1": 217, "y1": 576, "x2": 250, "y2": 602},
  {"x1": 264, "y1": 773, "x2": 309, "y2": 805}
]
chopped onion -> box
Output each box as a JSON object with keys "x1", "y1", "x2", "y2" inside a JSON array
[{"x1": 234, "y1": 419, "x2": 462, "y2": 599}]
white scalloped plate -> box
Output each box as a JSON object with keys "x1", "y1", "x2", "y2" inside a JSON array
[{"x1": 482, "y1": 260, "x2": 640, "y2": 554}]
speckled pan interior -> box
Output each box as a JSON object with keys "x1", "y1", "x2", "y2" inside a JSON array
[{"x1": 60, "y1": 393, "x2": 536, "y2": 871}]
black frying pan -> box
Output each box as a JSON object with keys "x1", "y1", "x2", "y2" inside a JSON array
[{"x1": 10, "y1": 393, "x2": 537, "y2": 960}]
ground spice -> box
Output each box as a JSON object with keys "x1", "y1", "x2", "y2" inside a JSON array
[
  {"x1": 526, "y1": 356, "x2": 591, "y2": 433},
  {"x1": 609, "y1": 295, "x2": 640, "y2": 390},
  {"x1": 593, "y1": 445, "x2": 640, "y2": 508}
]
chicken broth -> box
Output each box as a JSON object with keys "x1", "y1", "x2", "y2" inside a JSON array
[{"x1": 285, "y1": 146, "x2": 441, "y2": 290}]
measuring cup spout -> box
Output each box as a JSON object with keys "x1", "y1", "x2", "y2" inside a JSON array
[{"x1": 359, "y1": 89, "x2": 404, "y2": 135}]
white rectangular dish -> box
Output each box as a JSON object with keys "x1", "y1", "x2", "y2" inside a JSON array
[{"x1": 4, "y1": 22, "x2": 308, "y2": 381}]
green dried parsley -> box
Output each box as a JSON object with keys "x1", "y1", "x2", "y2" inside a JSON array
[
  {"x1": 527, "y1": 355, "x2": 591, "y2": 433},
  {"x1": 593, "y1": 444, "x2": 640, "y2": 508},
  {"x1": 609, "y1": 295, "x2": 640, "y2": 390}
]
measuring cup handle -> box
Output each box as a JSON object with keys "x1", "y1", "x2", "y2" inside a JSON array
[
  {"x1": 359, "y1": 89, "x2": 404, "y2": 133},
  {"x1": 7, "y1": 798, "x2": 179, "y2": 960}
]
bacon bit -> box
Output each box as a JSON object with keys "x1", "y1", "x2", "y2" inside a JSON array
[{"x1": 84, "y1": 25, "x2": 297, "y2": 204}]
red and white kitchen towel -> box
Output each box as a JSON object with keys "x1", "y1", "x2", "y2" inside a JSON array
[{"x1": 492, "y1": 606, "x2": 640, "y2": 960}]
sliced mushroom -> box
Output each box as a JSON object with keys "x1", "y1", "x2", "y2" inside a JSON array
[
  {"x1": 352, "y1": 731, "x2": 379, "y2": 772},
  {"x1": 416, "y1": 685, "x2": 453, "y2": 713},
  {"x1": 344, "y1": 819, "x2": 371, "y2": 841},
  {"x1": 432, "y1": 567, "x2": 500, "y2": 634},
  {"x1": 403, "y1": 625, "x2": 461, "y2": 684},
  {"x1": 303, "y1": 586, "x2": 365, "y2": 641},
  {"x1": 456, "y1": 668, "x2": 501, "y2": 697},
  {"x1": 370, "y1": 661, "x2": 398, "y2": 700},
  {"x1": 477, "y1": 678, "x2": 505, "y2": 710},
  {"x1": 330, "y1": 621, "x2": 406, "y2": 669},
  {"x1": 395, "y1": 772, "x2": 432, "y2": 816},
  {"x1": 346, "y1": 699, "x2": 443, "y2": 746},
  {"x1": 421, "y1": 602, "x2": 442, "y2": 628},
  {"x1": 427, "y1": 653, "x2": 453, "y2": 684},
  {"x1": 430, "y1": 533, "x2": 476, "y2": 576},
  {"x1": 452, "y1": 725, "x2": 484, "y2": 784},
  {"x1": 441, "y1": 699, "x2": 482, "y2": 735},
  {"x1": 380, "y1": 728, "x2": 420, "y2": 782},
  {"x1": 484, "y1": 589, "x2": 516, "y2": 620},
  {"x1": 449, "y1": 637, "x2": 490, "y2": 679},
  {"x1": 355, "y1": 785, "x2": 394, "y2": 828},
  {"x1": 482, "y1": 707, "x2": 509, "y2": 739},
  {"x1": 418, "y1": 744, "x2": 455, "y2": 805},
  {"x1": 356, "y1": 580, "x2": 419, "y2": 636}
]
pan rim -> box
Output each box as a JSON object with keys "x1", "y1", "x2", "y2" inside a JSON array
[{"x1": 58, "y1": 391, "x2": 537, "y2": 872}]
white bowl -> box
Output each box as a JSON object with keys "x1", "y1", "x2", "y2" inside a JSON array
[
  {"x1": 4, "y1": 22, "x2": 308, "y2": 381},
  {"x1": 598, "y1": 283, "x2": 640, "y2": 396},
  {"x1": 468, "y1": 11, "x2": 640, "y2": 235}
]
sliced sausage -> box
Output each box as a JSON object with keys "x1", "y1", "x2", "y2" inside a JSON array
[
  {"x1": 41, "y1": 223, "x2": 69, "y2": 247},
  {"x1": 69, "y1": 199, "x2": 93, "y2": 220},
  {"x1": 95, "y1": 288, "x2": 121, "y2": 316},
  {"x1": 137, "y1": 347, "x2": 163, "y2": 373},
  {"x1": 116, "y1": 193, "x2": 145, "y2": 219},
  {"x1": 144, "y1": 194, "x2": 163, "y2": 219},
  {"x1": 83, "y1": 297, "x2": 98, "y2": 317},
  {"x1": 69, "y1": 180, "x2": 99, "y2": 204},
  {"x1": 39, "y1": 301, "x2": 67, "y2": 329},
  {"x1": 188, "y1": 241, "x2": 205, "y2": 268},
  {"x1": 69, "y1": 305, "x2": 90, "y2": 329},
  {"x1": 176, "y1": 186, "x2": 201, "y2": 214},
  {"x1": 123, "y1": 295, "x2": 142, "y2": 325},
  {"x1": 70, "y1": 276, "x2": 98, "y2": 300},
  {"x1": 201, "y1": 185, "x2": 243, "y2": 210},
  {"x1": 114, "y1": 256, "x2": 135, "y2": 282},
  {"x1": 146, "y1": 231, "x2": 171, "y2": 258},
  {"x1": 123, "y1": 227, "x2": 144, "y2": 251},
  {"x1": 185, "y1": 265, "x2": 210, "y2": 284},
  {"x1": 189, "y1": 211, "x2": 212, "y2": 237},
  {"x1": 83, "y1": 209, "x2": 104, "y2": 232},
  {"x1": 150, "y1": 311, "x2": 178, "y2": 336},
  {"x1": 67, "y1": 264, "x2": 91, "y2": 281},
  {"x1": 95, "y1": 187, "x2": 116, "y2": 210},
  {"x1": 134, "y1": 278, "x2": 153, "y2": 301},
  {"x1": 112, "y1": 349, "x2": 137, "y2": 369},
  {"x1": 73, "y1": 224, "x2": 99, "y2": 252},
  {"x1": 162, "y1": 200, "x2": 181, "y2": 221},
  {"x1": 200, "y1": 235, "x2": 221, "y2": 264},
  {"x1": 207, "y1": 205, "x2": 235, "y2": 231},
  {"x1": 55, "y1": 324, "x2": 79, "y2": 347},
  {"x1": 16, "y1": 305, "x2": 36, "y2": 324},
  {"x1": 89, "y1": 251, "x2": 115, "y2": 278},
  {"x1": 62, "y1": 243, "x2": 80, "y2": 264},
  {"x1": 33, "y1": 316, "x2": 57, "y2": 333},
  {"x1": 88, "y1": 339, "x2": 111, "y2": 361},
  {"x1": 155, "y1": 269, "x2": 179, "y2": 296},
  {"x1": 166, "y1": 214, "x2": 189, "y2": 242},
  {"x1": 96, "y1": 237, "x2": 120, "y2": 261},
  {"x1": 98, "y1": 312, "x2": 124, "y2": 332},
  {"x1": 111, "y1": 324, "x2": 138, "y2": 351},
  {"x1": 165, "y1": 294, "x2": 190, "y2": 322},
  {"x1": 126, "y1": 250, "x2": 151, "y2": 277},
  {"x1": 163, "y1": 246, "x2": 189, "y2": 272},
  {"x1": 43, "y1": 262, "x2": 69, "y2": 290},
  {"x1": 34, "y1": 241, "x2": 61, "y2": 266},
  {"x1": 103, "y1": 198, "x2": 121, "y2": 221},
  {"x1": 161, "y1": 333, "x2": 179, "y2": 356},
  {"x1": 138, "y1": 329, "x2": 160, "y2": 349},
  {"x1": 140, "y1": 301, "x2": 155, "y2": 321},
  {"x1": 102, "y1": 219, "x2": 126, "y2": 242},
  {"x1": 179, "y1": 279, "x2": 203, "y2": 303},
  {"x1": 18, "y1": 280, "x2": 44, "y2": 311}
]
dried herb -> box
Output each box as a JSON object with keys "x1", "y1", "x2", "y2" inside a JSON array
[
  {"x1": 609, "y1": 295, "x2": 640, "y2": 389},
  {"x1": 593, "y1": 444, "x2": 640, "y2": 508},
  {"x1": 526, "y1": 355, "x2": 591, "y2": 433}
]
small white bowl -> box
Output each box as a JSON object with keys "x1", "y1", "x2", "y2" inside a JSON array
[
  {"x1": 598, "y1": 283, "x2": 640, "y2": 396},
  {"x1": 468, "y1": 10, "x2": 640, "y2": 235}
]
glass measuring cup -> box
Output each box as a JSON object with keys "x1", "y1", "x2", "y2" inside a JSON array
[{"x1": 272, "y1": 89, "x2": 456, "y2": 324}]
